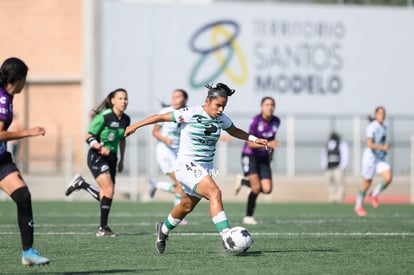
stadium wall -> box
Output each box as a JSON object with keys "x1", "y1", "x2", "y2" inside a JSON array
[{"x1": 0, "y1": 1, "x2": 413, "y2": 204}]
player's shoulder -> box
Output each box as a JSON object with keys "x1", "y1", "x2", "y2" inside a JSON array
[
  {"x1": 121, "y1": 112, "x2": 131, "y2": 123},
  {"x1": 100, "y1": 108, "x2": 113, "y2": 117},
  {"x1": 273, "y1": 115, "x2": 281, "y2": 124},
  {"x1": 369, "y1": 120, "x2": 386, "y2": 130},
  {"x1": 180, "y1": 105, "x2": 201, "y2": 115},
  {"x1": 249, "y1": 114, "x2": 262, "y2": 124},
  {"x1": 0, "y1": 88, "x2": 12, "y2": 105},
  {"x1": 253, "y1": 113, "x2": 262, "y2": 120},
  {"x1": 159, "y1": 106, "x2": 174, "y2": 114},
  {"x1": 218, "y1": 112, "x2": 232, "y2": 123},
  {"x1": 366, "y1": 120, "x2": 377, "y2": 129}
]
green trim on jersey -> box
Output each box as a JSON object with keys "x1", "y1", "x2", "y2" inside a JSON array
[
  {"x1": 172, "y1": 106, "x2": 233, "y2": 165},
  {"x1": 223, "y1": 123, "x2": 234, "y2": 131}
]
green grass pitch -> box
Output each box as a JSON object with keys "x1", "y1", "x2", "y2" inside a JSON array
[{"x1": 1, "y1": 201, "x2": 414, "y2": 274}]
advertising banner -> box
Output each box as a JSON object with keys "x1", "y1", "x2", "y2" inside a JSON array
[{"x1": 101, "y1": 2, "x2": 414, "y2": 116}]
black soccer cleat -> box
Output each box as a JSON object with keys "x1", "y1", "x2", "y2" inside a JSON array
[
  {"x1": 155, "y1": 222, "x2": 168, "y2": 254},
  {"x1": 65, "y1": 174, "x2": 84, "y2": 196}
]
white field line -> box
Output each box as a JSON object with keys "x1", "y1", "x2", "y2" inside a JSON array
[{"x1": 0, "y1": 231, "x2": 414, "y2": 236}]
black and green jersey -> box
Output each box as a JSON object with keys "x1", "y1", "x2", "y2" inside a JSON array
[{"x1": 88, "y1": 108, "x2": 130, "y2": 153}]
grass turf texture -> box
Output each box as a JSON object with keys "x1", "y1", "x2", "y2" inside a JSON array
[{"x1": 1, "y1": 201, "x2": 414, "y2": 274}]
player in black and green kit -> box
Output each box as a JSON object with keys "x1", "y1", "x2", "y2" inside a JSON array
[{"x1": 65, "y1": 88, "x2": 130, "y2": 237}]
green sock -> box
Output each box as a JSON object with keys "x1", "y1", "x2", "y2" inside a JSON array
[{"x1": 355, "y1": 191, "x2": 366, "y2": 208}]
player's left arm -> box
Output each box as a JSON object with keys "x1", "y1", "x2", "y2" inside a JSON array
[
  {"x1": 118, "y1": 138, "x2": 126, "y2": 172},
  {"x1": 0, "y1": 121, "x2": 45, "y2": 141},
  {"x1": 225, "y1": 125, "x2": 268, "y2": 148},
  {"x1": 366, "y1": 138, "x2": 389, "y2": 151},
  {"x1": 125, "y1": 112, "x2": 173, "y2": 137}
]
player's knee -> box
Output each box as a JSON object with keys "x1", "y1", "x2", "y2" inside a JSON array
[
  {"x1": 384, "y1": 176, "x2": 392, "y2": 185},
  {"x1": 262, "y1": 188, "x2": 272, "y2": 194},
  {"x1": 180, "y1": 200, "x2": 195, "y2": 214},
  {"x1": 209, "y1": 187, "x2": 222, "y2": 202},
  {"x1": 100, "y1": 185, "x2": 114, "y2": 198},
  {"x1": 10, "y1": 186, "x2": 31, "y2": 205}
]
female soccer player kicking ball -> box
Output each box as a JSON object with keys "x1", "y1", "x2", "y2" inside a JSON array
[{"x1": 125, "y1": 83, "x2": 268, "y2": 253}]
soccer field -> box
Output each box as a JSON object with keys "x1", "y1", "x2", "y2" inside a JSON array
[{"x1": 1, "y1": 201, "x2": 413, "y2": 274}]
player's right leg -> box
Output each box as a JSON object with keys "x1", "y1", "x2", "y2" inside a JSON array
[
  {"x1": 355, "y1": 155, "x2": 375, "y2": 216},
  {"x1": 156, "y1": 193, "x2": 199, "y2": 253},
  {"x1": 370, "y1": 163, "x2": 393, "y2": 208},
  {"x1": 65, "y1": 174, "x2": 100, "y2": 200},
  {"x1": 235, "y1": 154, "x2": 251, "y2": 195},
  {"x1": 234, "y1": 174, "x2": 250, "y2": 195},
  {"x1": 354, "y1": 178, "x2": 372, "y2": 217},
  {"x1": 148, "y1": 178, "x2": 174, "y2": 198},
  {"x1": 1, "y1": 170, "x2": 50, "y2": 266},
  {"x1": 151, "y1": 145, "x2": 178, "y2": 198},
  {"x1": 95, "y1": 172, "x2": 117, "y2": 237},
  {"x1": 243, "y1": 173, "x2": 262, "y2": 225},
  {"x1": 194, "y1": 175, "x2": 231, "y2": 238}
]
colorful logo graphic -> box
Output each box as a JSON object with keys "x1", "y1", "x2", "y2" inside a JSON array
[{"x1": 189, "y1": 20, "x2": 248, "y2": 89}]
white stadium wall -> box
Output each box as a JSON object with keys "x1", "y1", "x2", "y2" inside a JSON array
[
  {"x1": 100, "y1": 2, "x2": 414, "y2": 116},
  {"x1": 98, "y1": 1, "x2": 414, "y2": 176}
]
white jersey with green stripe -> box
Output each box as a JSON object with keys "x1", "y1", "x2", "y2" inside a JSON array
[
  {"x1": 172, "y1": 106, "x2": 233, "y2": 165},
  {"x1": 156, "y1": 106, "x2": 181, "y2": 150}
]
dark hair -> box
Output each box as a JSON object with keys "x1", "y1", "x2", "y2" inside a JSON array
[
  {"x1": 175, "y1": 89, "x2": 188, "y2": 101},
  {"x1": 205, "y1": 83, "x2": 235, "y2": 100},
  {"x1": 91, "y1": 88, "x2": 127, "y2": 118},
  {"x1": 329, "y1": 131, "x2": 340, "y2": 141},
  {"x1": 0, "y1": 57, "x2": 28, "y2": 88},
  {"x1": 161, "y1": 89, "x2": 189, "y2": 107},
  {"x1": 261, "y1": 96, "x2": 275, "y2": 106},
  {"x1": 368, "y1": 106, "x2": 385, "y2": 122}
]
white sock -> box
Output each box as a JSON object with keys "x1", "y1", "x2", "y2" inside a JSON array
[
  {"x1": 212, "y1": 211, "x2": 230, "y2": 237},
  {"x1": 372, "y1": 182, "x2": 386, "y2": 197},
  {"x1": 156, "y1": 181, "x2": 175, "y2": 193},
  {"x1": 173, "y1": 194, "x2": 182, "y2": 206},
  {"x1": 355, "y1": 191, "x2": 365, "y2": 208},
  {"x1": 162, "y1": 214, "x2": 182, "y2": 235}
]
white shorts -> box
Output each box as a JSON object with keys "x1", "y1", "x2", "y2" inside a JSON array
[
  {"x1": 175, "y1": 161, "x2": 214, "y2": 199},
  {"x1": 361, "y1": 150, "x2": 391, "y2": 180},
  {"x1": 156, "y1": 143, "x2": 178, "y2": 174}
]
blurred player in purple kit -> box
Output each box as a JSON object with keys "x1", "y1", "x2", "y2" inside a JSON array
[
  {"x1": 234, "y1": 97, "x2": 280, "y2": 225},
  {"x1": 0, "y1": 57, "x2": 50, "y2": 266}
]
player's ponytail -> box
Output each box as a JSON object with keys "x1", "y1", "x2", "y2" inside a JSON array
[
  {"x1": 91, "y1": 88, "x2": 127, "y2": 119},
  {"x1": 368, "y1": 106, "x2": 386, "y2": 122},
  {"x1": 205, "y1": 83, "x2": 235, "y2": 99}
]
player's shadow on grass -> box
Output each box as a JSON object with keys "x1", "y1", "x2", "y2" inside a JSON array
[
  {"x1": 262, "y1": 248, "x2": 340, "y2": 254},
  {"x1": 62, "y1": 271, "x2": 136, "y2": 274},
  {"x1": 236, "y1": 248, "x2": 340, "y2": 257},
  {"x1": 117, "y1": 231, "x2": 153, "y2": 236},
  {"x1": 40, "y1": 269, "x2": 149, "y2": 274}
]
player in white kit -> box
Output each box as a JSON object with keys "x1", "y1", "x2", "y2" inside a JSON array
[
  {"x1": 149, "y1": 89, "x2": 188, "y2": 224},
  {"x1": 354, "y1": 106, "x2": 392, "y2": 216},
  {"x1": 125, "y1": 83, "x2": 268, "y2": 253}
]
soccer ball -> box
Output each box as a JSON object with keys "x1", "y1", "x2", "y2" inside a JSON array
[{"x1": 223, "y1": 226, "x2": 254, "y2": 254}]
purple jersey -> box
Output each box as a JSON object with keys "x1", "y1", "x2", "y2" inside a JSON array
[
  {"x1": 0, "y1": 87, "x2": 13, "y2": 158},
  {"x1": 242, "y1": 114, "x2": 281, "y2": 157}
]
